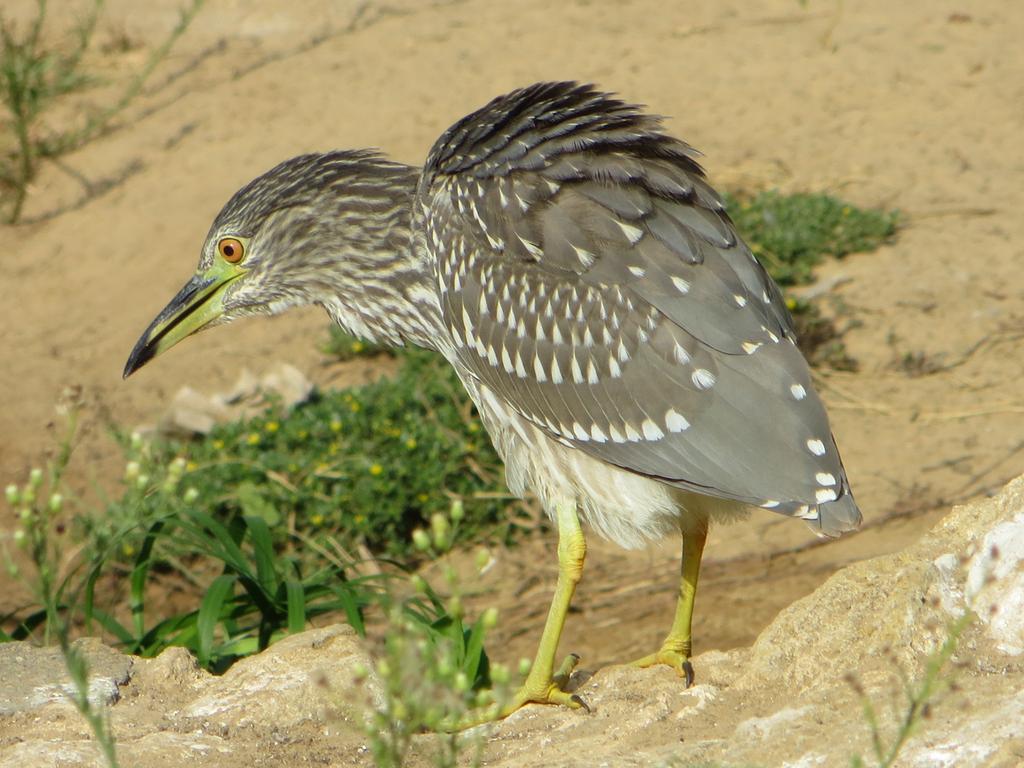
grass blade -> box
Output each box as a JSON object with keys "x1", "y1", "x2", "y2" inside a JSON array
[
  {"x1": 196, "y1": 573, "x2": 235, "y2": 667},
  {"x1": 243, "y1": 515, "x2": 279, "y2": 596},
  {"x1": 284, "y1": 580, "x2": 306, "y2": 635},
  {"x1": 130, "y1": 519, "x2": 167, "y2": 639}
]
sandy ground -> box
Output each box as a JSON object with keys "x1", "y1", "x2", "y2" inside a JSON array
[{"x1": 2, "y1": 0, "x2": 1024, "y2": 756}]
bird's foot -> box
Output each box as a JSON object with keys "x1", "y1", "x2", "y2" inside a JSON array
[
  {"x1": 631, "y1": 648, "x2": 695, "y2": 687},
  {"x1": 447, "y1": 653, "x2": 589, "y2": 730}
]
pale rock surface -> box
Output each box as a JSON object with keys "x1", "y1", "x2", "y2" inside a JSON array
[
  {"x1": 147, "y1": 362, "x2": 315, "y2": 437},
  {"x1": 0, "y1": 637, "x2": 131, "y2": 715},
  {"x1": 1, "y1": 481, "x2": 1023, "y2": 767}
]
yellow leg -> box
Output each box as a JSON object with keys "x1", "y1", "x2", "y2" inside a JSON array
[
  {"x1": 632, "y1": 521, "x2": 708, "y2": 686},
  {"x1": 456, "y1": 499, "x2": 588, "y2": 728}
]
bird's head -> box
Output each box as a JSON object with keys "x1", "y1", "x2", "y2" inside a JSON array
[{"x1": 123, "y1": 150, "x2": 420, "y2": 378}]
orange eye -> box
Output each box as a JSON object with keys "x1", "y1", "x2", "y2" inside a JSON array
[{"x1": 218, "y1": 237, "x2": 244, "y2": 263}]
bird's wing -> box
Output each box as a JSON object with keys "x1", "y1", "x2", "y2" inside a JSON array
[{"x1": 416, "y1": 82, "x2": 859, "y2": 534}]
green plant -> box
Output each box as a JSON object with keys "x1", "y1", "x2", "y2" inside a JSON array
[
  {"x1": 97, "y1": 349, "x2": 520, "y2": 563},
  {"x1": 723, "y1": 190, "x2": 899, "y2": 287},
  {"x1": 0, "y1": 0, "x2": 204, "y2": 222},
  {"x1": 3, "y1": 413, "x2": 378, "y2": 673},
  {"x1": 357, "y1": 503, "x2": 505, "y2": 767},
  {"x1": 848, "y1": 614, "x2": 970, "y2": 768},
  {"x1": 322, "y1": 324, "x2": 393, "y2": 361},
  {"x1": 85, "y1": 509, "x2": 380, "y2": 672},
  {"x1": 722, "y1": 190, "x2": 897, "y2": 369},
  {"x1": 6, "y1": 464, "x2": 382, "y2": 673},
  {"x1": 2, "y1": 398, "x2": 120, "y2": 768}
]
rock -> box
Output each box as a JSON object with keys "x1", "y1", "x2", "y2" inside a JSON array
[
  {"x1": 259, "y1": 363, "x2": 314, "y2": 409},
  {"x1": 178, "y1": 624, "x2": 378, "y2": 729},
  {"x1": 1, "y1": 480, "x2": 1023, "y2": 767},
  {"x1": 0, "y1": 637, "x2": 131, "y2": 716},
  {"x1": 159, "y1": 385, "x2": 231, "y2": 436},
  {"x1": 148, "y1": 363, "x2": 315, "y2": 437},
  {"x1": 218, "y1": 368, "x2": 261, "y2": 405},
  {"x1": 738, "y1": 476, "x2": 1024, "y2": 694}
]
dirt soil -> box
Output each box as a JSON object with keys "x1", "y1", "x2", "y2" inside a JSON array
[{"x1": 1, "y1": 0, "x2": 1023, "y2": 763}]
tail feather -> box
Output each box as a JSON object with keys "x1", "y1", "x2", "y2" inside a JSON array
[{"x1": 810, "y1": 488, "x2": 862, "y2": 538}]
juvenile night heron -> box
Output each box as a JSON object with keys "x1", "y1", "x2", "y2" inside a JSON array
[{"x1": 125, "y1": 82, "x2": 861, "y2": 719}]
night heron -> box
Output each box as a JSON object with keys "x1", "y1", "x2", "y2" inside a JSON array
[{"x1": 124, "y1": 82, "x2": 861, "y2": 719}]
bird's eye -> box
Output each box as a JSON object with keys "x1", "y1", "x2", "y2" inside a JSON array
[{"x1": 218, "y1": 237, "x2": 245, "y2": 264}]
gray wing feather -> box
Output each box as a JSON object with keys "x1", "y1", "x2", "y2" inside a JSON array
[{"x1": 417, "y1": 82, "x2": 860, "y2": 535}]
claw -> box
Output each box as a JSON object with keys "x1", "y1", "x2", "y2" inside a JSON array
[
  {"x1": 447, "y1": 653, "x2": 589, "y2": 730},
  {"x1": 682, "y1": 659, "x2": 694, "y2": 687},
  {"x1": 631, "y1": 648, "x2": 696, "y2": 687}
]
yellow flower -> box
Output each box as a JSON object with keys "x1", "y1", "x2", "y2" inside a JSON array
[
  {"x1": 186, "y1": 461, "x2": 198, "y2": 472},
  {"x1": 310, "y1": 513, "x2": 324, "y2": 526},
  {"x1": 468, "y1": 422, "x2": 479, "y2": 433},
  {"x1": 265, "y1": 421, "x2": 279, "y2": 433},
  {"x1": 369, "y1": 463, "x2": 383, "y2": 476},
  {"x1": 298, "y1": 429, "x2": 308, "y2": 439},
  {"x1": 785, "y1": 297, "x2": 797, "y2": 310},
  {"x1": 405, "y1": 438, "x2": 417, "y2": 449},
  {"x1": 354, "y1": 514, "x2": 366, "y2": 524},
  {"x1": 352, "y1": 341, "x2": 364, "y2": 353},
  {"x1": 330, "y1": 420, "x2": 342, "y2": 432},
  {"x1": 212, "y1": 439, "x2": 224, "y2": 451},
  {"x1": 246, "y1": 432, "x2": 260, "y2": 445},
  {"x1": 349, "y1": 402, "x2": 361, "y2": 413},
  {"x1": 417, "y1": 493, "x2": 429, "y2": 503}
]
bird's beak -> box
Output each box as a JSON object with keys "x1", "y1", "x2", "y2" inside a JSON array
[{"x1": 123, "y1": 261, "x2": 246, "y2": 378}]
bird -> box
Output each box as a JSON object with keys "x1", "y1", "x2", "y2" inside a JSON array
[{"x1": 124, "y1": 81, "x2": 861, "y2": 721}]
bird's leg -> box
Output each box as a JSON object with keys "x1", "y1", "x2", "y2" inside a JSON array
[
  {"x1": 631, "y1": 521, "x2": 708, "y2": 686},
  {"x1": 454, "y1": 499, "x2": 588, "y2": 729},
  {"x1": 507, "y1": 498, "x2": 588, "y2": 710}
]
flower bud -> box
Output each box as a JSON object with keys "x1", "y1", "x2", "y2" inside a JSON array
[
  {"x1": 47, "y1": 493, "x2": 63, "y2": 513},
  {"x1": 136, "y1": 474, "x2": 150, "y2": 490},
  {"x1": 481, "y1": 606, "x2": 498, "y2": 630},
  {"x1": 475, "y1": 689, "x2": 493, "y2": 707},
  {"x1": 412, "y1": 529, "x2": 431, "y2": 552},
  {"x1": 475, "y1": 548, "x2": 492, "y2": 573},
  {"x1": 434, "y1": 653, "x2": 451, "y2": 675},
  {"x1": 490, "y1": 663, "x2": 509, "y2": 685},
  {"x1": 13, "y1": 529, "x2": 27, "y2": 548},
  {"x1": 430, "y1": 513, "x2": 450, "y2": 550},
  {"x1": 447, "y1": 595, "x2": 463, "y2": 620},
  {"x1": 124, "y1": 461, "x2": 140, "y2": 481},
  {"x1": 28, "y1": 468, "x2": 43, "y2": 489},
  {"x1": 183, "y1": 487, "x2": 199, "y2": 504},
  {"x1": 449, "y1": 499, "x2": 464, "y2": 523},
  {"x1": 5, "y1": 484, "x2": 19, "y2": 505}
]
